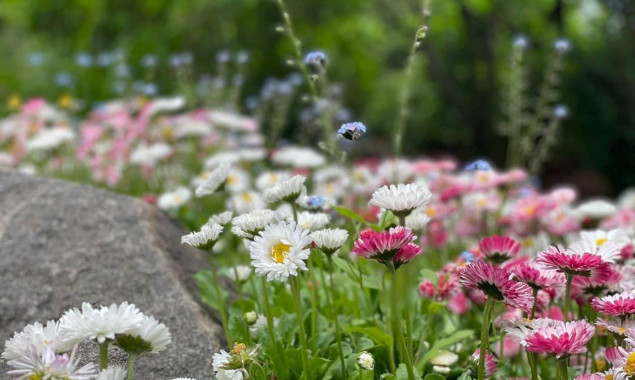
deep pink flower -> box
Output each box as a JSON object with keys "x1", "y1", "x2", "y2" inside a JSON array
[
  {"x1": 536, "y1": 246, "x2": 613, "y2": 280},
  {"x1": 571, "y1": 267, "x2": 622, "y2": 305},
  {"x1": 507, "y1": 260, "x2": 565, "y2": 291},
  {"x1": 478, "y1": 236, "x2": 521, "y2": 264},
  {"x1": 418, "y1": 271, "x2": 459, "y2": 300},
  {"x1": 591, "y1": 292, "x2": 635, "y2": 317},
  {"x1": 352, "y1": 227, "x2": 420, "y2": 269},
  {"x1": 495, "y1": 336, "x2": 521, "y2": 358},
  {"x1": 459, "y1": 261, "x2": 534, "y2": 312},
  {"x1": 470, "y1": 349, "x2": 497, "y2": 378},
  {"x1": 524, "y1": 320, "x2": 595, "y2": 358},
  {"x1": 448, "y1": 292, "x2": 471, "y2": 315},
  {"x1": 574, "y1": 374, "x2": 608, "y2": 380}
]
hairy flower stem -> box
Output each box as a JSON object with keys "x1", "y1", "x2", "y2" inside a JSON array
[
  {"x1": 328, "y1": 257, "x2": 347, "y2": 375},
  {"x1": 529, "y1": 352, "x2": 539, "y2": 380},
  {"x1": 233, "y1": 267, "x2": 244, "y2": 300},
  {"x1": 558, "y1": 356, "x2": 569, "y2": 380},
  {"x1": 382, "y1": 275, "x2": 397, "y2": 374},
  {"x1": 209, "y1": 253, "x2": 232, "y2": 345},
  {"x1": 127, "y1": 354, "x2": 136, "y2": 380},
  {"x1": 479, "y1": 298, "x2": 496, "y2": 380},
  {"x1": 99, "y1": 342, "x2": 109, "y2": 369},
  {"x1": 291, "y1": 276, "x2": 312, "y2": 378},
  {"x1": 563, "y1": 274, "x2": 573, "y2": 322},
  {"x1": 260, "y1": 277, "x2": 277, "y2": 345},
  {"x1": 397, "y1": 214, "x2": 415, "y2": 364},
  {"x1": 389, "y1": 263, "x2": 415, "y2": 380},
  {"x1": 273, "y1": 0, "x2": 335, "y2": 152},
  {"x1": 308, "y1": 255, "x2": 319, "y2": 352},
  {"x1": 394, "y1": 0, "x2": 430, "y2": 157}
]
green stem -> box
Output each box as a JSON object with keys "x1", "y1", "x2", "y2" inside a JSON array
[
  {"x1": 260, "y1": 276, "x2": 277, "y2": 346},
  {"x1": 558, "y1": 356, "x2": 568, "y2": 380},
  {"x1": 233, "y1": 267, "x2": 244, "y2": 300},
  {"x1": 291, "y1": 276, "x2": 311, "y2": 379},
  {"x1": 329, "y1": 257, "x2": 347, "y2": 376},
  {"x1": 127, "y1": 354, "x2": 136, "y2": 380},
  {"x1": 530, "y1": 287, "x2": 539, "y2": 319},
  {"x1": 308, "y1": 255, "x2": 319, "y2": 353},
  {"x1": 389, "y1": 264, "x2": 415, "y2": 380},
  {"x1": 563, "y1": 274, "x2": 573, "y2": 322},
  {"x1": 529, "y1": 352, "x2": 538, "y2": 380},
  {"x1": 209, "y1": 254, "x2": 232, "y2": 345},
  {"x1": 99, "y1": 341, "x2": 108, "y2": 370},
  {"x1": 382, "y1": 274, "x2": 397, "y2": 374},
  {"x1": 479, "y1": 298, "x2": 496, "y2": 380}
]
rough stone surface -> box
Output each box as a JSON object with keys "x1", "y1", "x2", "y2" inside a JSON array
[{"x1": 0, "y1": 169, "x2": 223, "y2": 379}]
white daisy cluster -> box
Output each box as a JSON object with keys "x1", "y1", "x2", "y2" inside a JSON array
[
  {"x1": 157, "y1": 187, "x2": 192, "y2": 210},
  {"x1": 369, "y1": 183, "x2": 432, "y2": 217},
  {"x1": 231, "y1": 209, "x2": 278, "y2": 239},
  {"x1": 195, "y1": 163, "x2": 231, "y2": 197},
  {"x1": 2, "y1": 302, "x2": 172, "y2": 379},
  {"x1": 263, "y1": 175, "x2": 306, "y2": 203}
]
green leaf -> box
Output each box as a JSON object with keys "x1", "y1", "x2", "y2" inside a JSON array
[
  {"x1": 417, "y1": 330, "x2": 474, "y2": 371},
  {"x1": 195, "y1": 270, "x2": 227, "y2": 311},
  {"x1": 333, "y1": 257, "x2": 361, "y2": 281},
  {"x1": 334, "y1": 206, "x2": 367, "y2": 224},
  {"x1": 396, "y1": 364, "x2": 422, "y2": 380},
  {"x1": 343, "y1": 326, "x2": 393, "y2": 349}
]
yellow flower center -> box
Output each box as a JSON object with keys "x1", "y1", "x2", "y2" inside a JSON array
[
  {"x1": 173, "y1": 195, "x2": 181, "y2": 202},
  {"x1": 325, "y1": 183, "x2": 335, "y2": 194},
  {"x1": 522, "y1": 238, "x2": 534, "y2": 247},
  {"x1": 162, "y1": 126, "x2": 175, "y2": 140},
  {"x1": 271, "y1": 241, "x2": 291, "y2": 263},
  {"x1": 232, "y1": 342, "x2": 246, "y2": 355},
  {"x1": 624, "y1": 352, "x2": 635, "y2": 374},
  {"x1": 7, "y1": 94, "x2": 20, "y2": 110},
  {"x1": 241, "y1": 192, "x2": 253, "y2": 202},
  {"x1": 426, "y1": 207, "x2": 437, "y2": 217},
  {"x1": 525, "y1": 204, "x2": 536, "y2": 216},
  {"x1": 596, "y1": 238, "x2": 608, "y2": 246},
  {"x1": 596, "y1": 358, "x2": 607, "y2": 371},
  {"x1": 606, "y1": 374, "x2": 613, "y2": 380},
  {"x1": 58, "y1": 93, "x2": 73, "y2": 108},
  {"x1": 620, "y1": 326, "x2": 626, "y2": 335},
  {"x1": 227, "y1": 175, "x2": 237, "y2": 185}
]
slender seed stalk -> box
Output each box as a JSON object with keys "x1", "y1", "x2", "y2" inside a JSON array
[
  {"x1": 479, "y1": 298, "x2": 497, "y2": 380},
  {"x1": 99, "y1": 342, "x2": 109, "y2": 369},
  {"x1": 127, "y1": 354, "x2": 136, "y2": 380},
  {"x1": 291, "y1": 276, "x2": 311, "y2": 378}
]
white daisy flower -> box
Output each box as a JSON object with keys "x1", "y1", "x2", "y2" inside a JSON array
[
  {"x1": 181, "y1": 223, "x2": 224, "y2": 250},
  {"x1": 405, "y1": 209, "x2": 431, "y2": 230},
  {"x1": 271, "y1": 146, "x2": 326, "y2": 168},
  {"x1": 209, "y1": 110, "x2": 259, "y2": 132},
  {"x1": 263, "y1": 175, "x2": 306, "y2": 203},
  {"x1": 26, "y1": 127, "x2": 75, "y2": 152},
  {"x1": 146, "y1": 96, "x2": 185, "y2": 117},
  {"x1": 231, "y1": 209, "x2": 277, "y2": 239},
  {"x1": 618, "y1": 188, "x2": 635, "y2": 210},
  {"x1": 351, "y1": 166, "x2": 382, "y2": 195},
  {"x1": 250, "y1": 221, "x2": 312, "y2": 282},
  {"x1": 255, "y1": 171, "x2": 291, "y2": 191},
  {"x1": 310, "y1": 228, "x2": 349, "y2": 255},
  {"x1": 130, "y1": 142, "x2": 172, "y2": 166},
  {"x1": 173, "y1": 117, "x2": 212, "y2": 138},
  {"x1": 212, "y1": 350, "x2": 245, "y2": 380},
  {"x1": 226, "y1": 265, "x2": 253, "y2": 283},
  {"x1": 314, "y1": 166, "x2": 351, "y2": 199},
  {"x1": 238, "y1": 148, "x2": 267, "y2": 162},
  {"x1": 297, "y1": 211, "x2": 330, "y2": 231},
  {"x1": 117, "y1": 316, "x2": 171, "y2": 354},
  {"x1": 59, "y1": 302, "x2": 145, "y2": 345},
  {"x1": 203, "y1": 151, "x2": 242, "y2": 169},
  {"x1": 209, "y1": 211, "x2": 234, "y2": 226},
  {"x1": 7, "y1": 346, "x2": 97, "y2": 380},
  {"x1": 569, "y1": 229, "x2": 630, "y2": 263},
  {"x1": 430, "y1": 350, "x2": 459, "y2": 366},
  {"x1": 2, "y1": 320, "x2": 72, "y2": 363},
  {"x1": 573, "y1": 199, "x2": 617, "y2": 220},
  {"x1": 97, "y1": 365, "x2": 127, "y2": 380},
  {"x1": 225, "y1": 168, "x2": 250, "y2": 194},
  {"x1": 369, "y1": 183, "x2": 432, "y2": 217},
  {"x1": 195, "y1": 163, "x2": 231, "y2": 197},
  {"x1": 249, "y1": 315, "x2": 278, "y2": 338},
  {"x1": 157, "y1": 187, "x2": 191, "y2": 210},
  {"x1": 227, "y1": 191, "x2": 266, "y2": 215}
]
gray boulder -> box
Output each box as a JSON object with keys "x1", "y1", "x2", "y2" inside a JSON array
[{"x1": 0, "y1": 169, "x2": 223, "y2": 379}]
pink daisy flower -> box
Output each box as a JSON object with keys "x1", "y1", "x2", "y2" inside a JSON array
[
  {"x1": 591, "y1": 291, "x2": 635, "y2": 317},
  {"x1": 418, "y1": 271, "x2": 460, "y2": 300},
  {"x1": 507, "y1": 260, "x2": 565, "y2": 292},
  {"x1": 352, "y1": 226, "x2": 421, "y2": 269},
  {"x1": 571, "y1": 267, "x2": 622, "y2": 305},
  {"x1": 536, "y1": 246, "x2": 613, "y2": 280},
  {"x1": 478, "y1": 236, "x2": 521, "y2": 264},
  {"x1": 469, "y1": 349, "x2": 497, "y2": 378},
  {"x1": 523, "y1": 319, "x2": 595, "y2": 358},
  {"x1": 459, "y1": 261, "x2": 534, "y2": 312},
  {"x1": 605, "y1": 346, "x2": 635, "y2": 379}
]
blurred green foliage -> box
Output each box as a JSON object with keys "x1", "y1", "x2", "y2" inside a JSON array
[{"x1": 0, "y1": 0, "x2": 633, "y2": 195}]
